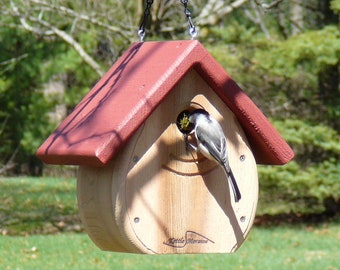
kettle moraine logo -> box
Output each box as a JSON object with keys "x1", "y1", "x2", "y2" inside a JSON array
[{"x1": 163, "y1": 231, "x2": 214, "y2": 248}]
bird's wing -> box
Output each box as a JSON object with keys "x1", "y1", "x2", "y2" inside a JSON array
[{"x1": 195, "y1": 121, "x2": 227, "y2": 165}]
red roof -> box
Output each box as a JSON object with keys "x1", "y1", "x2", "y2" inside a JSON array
[{"x1": 36, "y1": 40, "x2": 294, "y2": 166}]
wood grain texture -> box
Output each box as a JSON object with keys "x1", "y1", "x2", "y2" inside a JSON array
[{"x1": 77, "y1": 70, "x2": 258, "y2": 254}]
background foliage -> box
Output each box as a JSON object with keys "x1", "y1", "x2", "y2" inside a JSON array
[{"x1": 0, "y1": 0, "x2": 339, "y2": 215}]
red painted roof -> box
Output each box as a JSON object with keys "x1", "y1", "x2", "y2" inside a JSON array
[{"x1": 36, "y1": 40, "x2": 294, "y2": 166}]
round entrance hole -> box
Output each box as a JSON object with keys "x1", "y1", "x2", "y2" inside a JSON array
[{"x1": 176, "y1": 102, "x2": 205, "y2": 134}]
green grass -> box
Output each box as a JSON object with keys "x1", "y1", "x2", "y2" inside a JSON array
[
  {"x1": 1, "y1": 224, "x2": 339, "y2": 270},
  {"x1": 1, "y1": 177, "x2": 339, "y2": 269},
  {"x1": 0, "y1": 177, "x2": 78, "y2": 235}
]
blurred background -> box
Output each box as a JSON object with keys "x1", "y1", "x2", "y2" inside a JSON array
[{"x1": 0, "y1": 1, "x2": 339, "y2": 267}]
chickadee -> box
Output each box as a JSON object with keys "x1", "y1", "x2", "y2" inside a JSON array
[{"x1": 188, "y1": 109, "x2": 241, "y2": 202}]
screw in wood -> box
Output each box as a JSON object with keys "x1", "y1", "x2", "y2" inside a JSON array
[{"x1": 134, "y1": 217, "x2": 140, "y2": 223}]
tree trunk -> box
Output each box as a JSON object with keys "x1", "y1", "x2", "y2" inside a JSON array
[
  {"x1": 317, "y1": 0, "x2": 339, "y2": 128},
  {"x1": 290, "y1": 0, "x2": 303, "y2": 35}
]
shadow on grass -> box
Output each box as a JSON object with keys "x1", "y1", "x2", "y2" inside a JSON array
[
  {"x1": 254, "y1": 212, "x2": 340, "y2": 227},
  {"x1": 1, "y1": 177, "x2": 339, "y2": 235},
  {"x1": 0, "y1": 177, "x2": 83, "y2": 235}
]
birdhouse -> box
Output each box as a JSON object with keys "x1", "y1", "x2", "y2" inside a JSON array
[{"x1": 37, "y1": 40, "x2": 294, "y2": 254}]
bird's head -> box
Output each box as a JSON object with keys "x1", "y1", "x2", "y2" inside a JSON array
[{"x1": 188, "y1": 109, "x2": 209, "y2": 124}]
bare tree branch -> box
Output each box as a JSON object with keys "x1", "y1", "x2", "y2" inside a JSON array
[
  {"x1": 10, "y1": 1, "x2": 104, "y2": 76},
  {"x1": 10, "y1": 1, "x2": 54, "y2": 35},
  {"x1": 244, "y1": 0, "x2": 271, "y2": 38},
  {"x1": 197, "y1": 0, "x2": 249, "y2": 26},
  {"x1": 196, "y1": 0, "x2": 285, "y2": 38},
  {"x1": 0, "y1": 54, "x2": 28, "y2": 66},
  {"x1": 37, "y1": 19, "x2": 105, "y2": 76},
  {"x1": 255, "y1": 0, "x2": 285, "y2": 10},
  {"x1": 29, "y1": 0, "x2": 132, "y2": 41}
]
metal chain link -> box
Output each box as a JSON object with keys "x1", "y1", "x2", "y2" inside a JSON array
[
  {"x1": 138, "y1": 0, "x2": 198, "y2": 41},
  {"x1": 180, "y1": 0, "x2": 198, "y2": 39},
  {"x1": 137, "y1": 0, "x2": 154, "y2": 42}
]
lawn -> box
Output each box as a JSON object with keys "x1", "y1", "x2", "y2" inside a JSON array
[
  {"x1": 0, "y1": 177, "x2": 79, "y2": 235},
  {"x1": 0, "y1": 177, "x2": 339, "y2": 269},
  {"x1": 1, "y1": 225, "x2": 339, "y2": 270}
]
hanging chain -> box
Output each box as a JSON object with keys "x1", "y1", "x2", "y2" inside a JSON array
[
  {"x1": 137, "y1": 0, "x2": 154, "y2": 42},
  {"x1": 138, "y1": 0, "x2": 198, "y2": 41},
  {"x1": 180, "y1": 0, "x2": 198, "y2": 39}
]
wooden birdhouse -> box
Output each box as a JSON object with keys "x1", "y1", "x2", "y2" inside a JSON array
[{"x1": 37, "y1": 40, "x2": 294, "y2": 254}]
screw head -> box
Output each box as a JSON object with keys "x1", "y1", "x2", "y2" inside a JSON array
[{"x1": 134, "y1": 217, "x2": 140, "y2": 223}]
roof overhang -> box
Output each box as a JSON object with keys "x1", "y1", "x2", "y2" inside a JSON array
[{"x1": 37, "y1": 40, "x2": 294, "y2": 166}]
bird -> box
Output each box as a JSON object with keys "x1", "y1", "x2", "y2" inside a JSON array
[{"x1": 187, "y1": 109, "x2": 241, "y2": 202}]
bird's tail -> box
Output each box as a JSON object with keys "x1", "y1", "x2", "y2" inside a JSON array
[{"x1": 222, "y1": 165, "x2": 241, "y2": 203}]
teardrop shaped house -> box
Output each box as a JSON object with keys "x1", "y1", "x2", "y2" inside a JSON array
[{"x1": 37, "y1": 40, "x2": 294, "y2": 254}]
